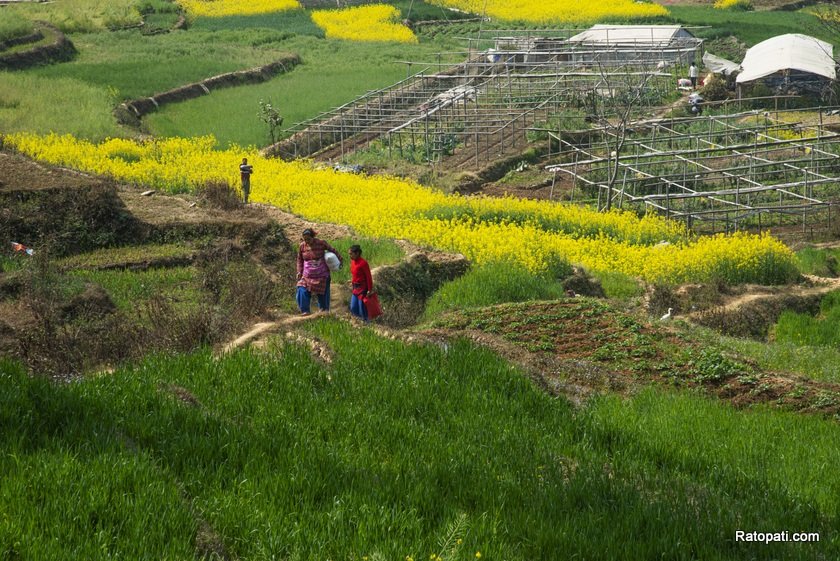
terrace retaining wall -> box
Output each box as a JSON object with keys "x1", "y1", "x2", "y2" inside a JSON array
[
  {"x1": 115, "y1": 54, "x2": 301, "y2": 126},
  {"x1": 0, "y1": 23, "x2": 75, "y2": 70}
]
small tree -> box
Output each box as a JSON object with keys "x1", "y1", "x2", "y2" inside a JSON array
[
  {"x1": 589, "y1": 62, "x2": 657, "y2": 211},
  {"x1": 258, "y1": 99, "x2": 284, "y2": 146}
]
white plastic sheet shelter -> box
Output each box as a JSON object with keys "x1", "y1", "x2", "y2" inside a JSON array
[
  {"x1": 566, "y1": 25, "x2": 701, "y2": 65},
  {"x1": 567, "y1": 25, "x2": 695, "y2": 45},
  {"x1": 703, "y1": 52, "x2": 739, "y2": 76},
  {"x1": 736, "y1": 34, "x2": 836, "y2": 84}
]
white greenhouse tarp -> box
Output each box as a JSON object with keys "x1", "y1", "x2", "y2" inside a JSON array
[
  {"x1": 703, "y1": 52, "x2": 740, "y2": 76},
  {"x1": 568, "y1": 25, "x2": 686, "y2": 44},
  {"x1": 737, "y1": 34, "x2": 836, "y2": 84}
]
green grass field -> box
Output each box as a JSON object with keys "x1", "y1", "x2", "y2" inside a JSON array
[
  {"x1": 4, "y1": 2, "x2": 840, "y2": 558},
  {"x1": 1, "y1": 319, "x2": 838, "y2": 559},
  {"x1": 0, "y1": 10, "x2": 35, "y2": 43},
  {"x1": 668, "y1": 5, "x2": 838, "y2": 46},
  {"x1": 69, "y1": 266, "x2": 201, "y2": 312},
  {"x1": 422, "y1": 261, "x2": 570, "y2": 319},
  {"x1": 1, "y1": 6, "x2": 462, "y2": 146},
  {"x1": 3, "y1": 0, "x2": 143, "y2": 33}
]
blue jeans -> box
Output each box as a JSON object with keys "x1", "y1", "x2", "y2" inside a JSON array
[
  {"x1": 349, "y1": 294, "x2": 368, "y2": 321},
  {"x1": 296, "y1": 277, "x2": 331, "y2": 313}
]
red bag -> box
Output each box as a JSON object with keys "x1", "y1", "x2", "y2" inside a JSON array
[{"x1": 362, "y1": 292, "x2": 382, "y2": 319}]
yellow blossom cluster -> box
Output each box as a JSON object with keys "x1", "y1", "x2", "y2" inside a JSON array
[
  {"x1": 426, "y1": 0, "x2": 667, "y2": 23},
  {"x1": 713, "y1": 0, "x2": 753, "y2": 9},
  {"x1": 311, "y1": 4, "x2": 417, "y2": 43},
  {"x1": 177, "y1": 0, "x2": 300, "y2": 17},
  {"x1": 3, "y1": 132, "x2": 798, "y2": 285}
]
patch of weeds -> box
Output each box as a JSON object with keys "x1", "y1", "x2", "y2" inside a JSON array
[
  {"x1": 813, "y1": 391, "x2": 839, "y2": 409},
  {"x1": 689, "y1": 348, "x2": 747, "y2": 383},
  {"x1": 751, "y1": 383, "x2": 774, "y2": 396},
  {"x1": 787, "y1": 385, "x2": 808, "y2": 399},
  {"x1": 592, "y1": 344, "x2": 618, "y2": 361}
]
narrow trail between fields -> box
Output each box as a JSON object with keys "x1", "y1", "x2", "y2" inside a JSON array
[{"x1": 683, "y1": 274, "x2": 840, "y2": 321}]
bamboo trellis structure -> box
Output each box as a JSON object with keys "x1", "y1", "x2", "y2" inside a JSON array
[
  {"x1": 269, "y1": 28, "x2": 703, "y2": 167},
  {"x1": 546, "y1": 106, "x2": 840, "y2": 234}
]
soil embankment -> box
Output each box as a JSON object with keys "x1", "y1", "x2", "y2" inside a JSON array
[{"x1": 0, "y1": 22, "x2": 76, "y2": 70}]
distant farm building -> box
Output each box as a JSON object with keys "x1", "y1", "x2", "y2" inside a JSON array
[
  {"x1": 565, "y1": 25, "x2": 702, "y2": 66},
  {"x1": 736, "y1": 34, "x2": 837, "y2": 98}
]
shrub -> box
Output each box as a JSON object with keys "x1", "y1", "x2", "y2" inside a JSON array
[
  {"x1": 196, "y1": 180, "x2": 243, "y2": 211},
  {"x1": 699, "y1": 74, "x2": 729, "y2": 102}
]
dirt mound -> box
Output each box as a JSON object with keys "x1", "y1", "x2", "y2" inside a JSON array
[
  {"x1": 0, "y1": 153, "x2": 142, "y2": 256},
  {"x1": 59, "y1": 283, "x2": 116, "y2": 321},
  {"x1": 0, "y1": 150, "x2": 302, "y2": 377},
  {"x1": 562, "y1": 268, "x2": 605, "y2": 298},
  {"x1": 681, "y1": 276, "x2": 840, "y2": 339}
]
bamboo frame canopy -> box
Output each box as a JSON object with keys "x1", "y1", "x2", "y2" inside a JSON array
[{"x1": 736, "y1": 34, "x2": 836, "y2": 84}]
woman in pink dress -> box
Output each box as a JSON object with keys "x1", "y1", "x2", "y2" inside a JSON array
[{"x1": 296, "y1": 228, "x2": 341, "y2": 315}]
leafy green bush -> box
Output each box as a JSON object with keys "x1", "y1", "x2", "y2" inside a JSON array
[{"x1": 699, "y1": 74, "x2": 729, "y2": 102}]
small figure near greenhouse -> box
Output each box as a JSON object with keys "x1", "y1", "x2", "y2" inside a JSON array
[
  {"x1": 239, "y1": 157, "x2": 253, "y2": 204},
  {"x1": 296, "y1": 228, "x2": 341, "y2": 315},
  {"x1": 348, "y1": 244, "x2": 373, "y2": 322},
  {"x1": 689, "y1": 62, "x2": 698, "y2": 89},
  {"x1": 689, "y1": 92, "x2": 704, "y2": 117}
]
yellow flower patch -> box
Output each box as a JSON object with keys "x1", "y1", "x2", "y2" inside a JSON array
[
  {"x1": 311, "y1": 4, "x2": 417, "y2": 43},
  {"x1": 426, "y1": 0, "x2": 668, "y2": 24},
  {"x1": 178, "y1": 0, "x2": 300, "y2": 18},
  {"x1": 3, "y1": 132, "x2": 797, "y2": 285},
  {"x1": 713, "y1": 0, "x2": 752, "y2": 9}
]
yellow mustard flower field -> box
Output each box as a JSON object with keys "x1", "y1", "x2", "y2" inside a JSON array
[
  {"x1": 177, "y1": 0, "x2": 301, "y2": 18},
  {"x1": 426, "y1": 0, "x2": 669, "y2": 24},
  {"x1": 311, "y1": 4, "x2": 418, "y2": 43},
  {"x1": 3, "y1": 132, "x2": 798, "y2": 285}
]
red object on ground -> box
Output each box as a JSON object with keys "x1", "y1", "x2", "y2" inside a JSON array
[{"x1": 362, "y1": 292, "x2": 382, "y2": 319}]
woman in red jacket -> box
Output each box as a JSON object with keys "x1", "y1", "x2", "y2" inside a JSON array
[{"x1": 348, "y1": 244, "x2": 373, "y2": 321}]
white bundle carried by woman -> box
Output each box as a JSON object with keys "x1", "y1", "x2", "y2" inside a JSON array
[{"x1": 324, "y1": 251, "x2": 341, "y2": 271}]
